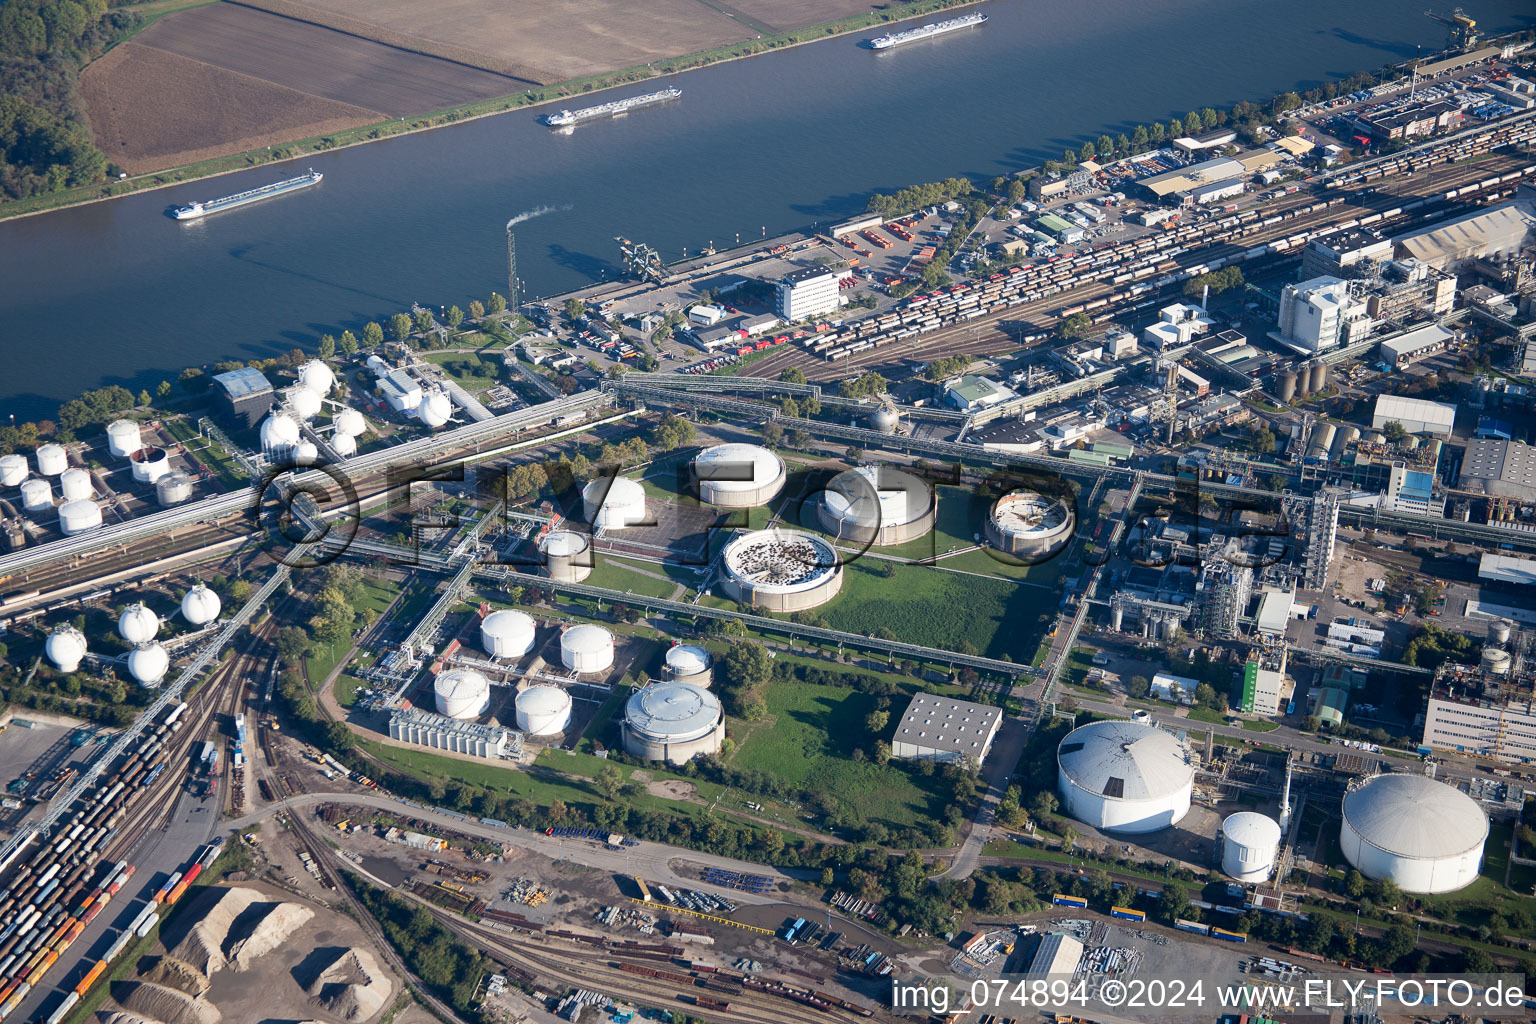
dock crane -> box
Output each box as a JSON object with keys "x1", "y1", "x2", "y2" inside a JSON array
[
  {"x1": 1424, "y1": 8, "x2": 1479, "y2": 50},
  {"x1": 616, "y1": 237, "x2": 665, "y2": 283}
]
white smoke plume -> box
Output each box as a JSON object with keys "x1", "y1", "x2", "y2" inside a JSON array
[{"x1": 506, "y1": 204, "x2": 572, "y2": 229}]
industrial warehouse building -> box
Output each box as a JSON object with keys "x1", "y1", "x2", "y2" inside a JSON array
[
  {"x1": 1377, "y1": 323, "x2": 1452, "y2": 367},
  {"x1": 1478, "y1": 552, "x2": 1536, "y2": 586},
  {"x1": 1136, "y1": 156, "x2": 1245, "y2": 201},
  {"x1": 1371, "y1": 395, "x2": 1456, "y2": 437},
  {"x1": 891, "y1": 694, "x2": 1003, "y2": 764},
  {"x1": 944, "y1": 375, "x2": 1018, "y2": 411},
  {"x1": 1274, "y1": 276, "x2": 1372, "y2": 354},
  {"x1": 1023, "y1": 932, "x2": 1083, "y2": 977},
  {"x1": 1459, "y1": 439, "x2": 1536, "y2": 501},
  {"x1": 388, "y1": 707, "x2": 517, "y2": 759},
  {"x1": 212, "y1": 366, "x2": 275, "y2": 428},
  {"x1": 1393, "y1": 200, "x2": 1536, "y2": 270}
]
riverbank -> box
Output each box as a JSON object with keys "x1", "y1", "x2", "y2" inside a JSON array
[{"x1": 0, "y1": 0, "x2": 980, "y2": 224}]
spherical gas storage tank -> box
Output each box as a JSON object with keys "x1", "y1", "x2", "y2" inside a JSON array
[
  {"x1": 719, "y1": 528, "x2": 843, "y2": 612},
  {"x1": 1340, "y1": 773, "x2": 1487, "y2": 894},
  {"x1": 58, "y1": 500, "x2": 103, "y2": 536},
  {"x1": 1057, "y1": 719, "x2": 1194, "y2": 834},
  {"x1": 539, "y1": 530, "x2": 593, "y2": 582},
  {"x1": 106, "y1": 420, "x2": 142, "y2": 459},
  {"x1": 663, "y1": 644, "x2": 713, "y2": 687},
  {"x1": 481, "y1": 609, "x2": 536, "y2": 658},
  {"x1": 35, "y1": 443, "x2": 68, "y2": 477},
  {"x1": 581, "y1": 477, "x2": 647, "y2": 530},
  {"x1": 1221, "y1": 812, "x2": 1282, "y2": 883},
  {"x1": 333, "y1": 407, "x2": 366, "y2": 437},
  {"x1": 515, "y1": 685, "x2": 573, "y2": 737},
  {"x1": 623, "y1": 682, "x2": 725, "y2": 764},
  {"x1": 181, "y1": 583, "x2": 222, "y2": 626},
  {"x1": 118, "y1": 602, "x2": 160, "y2": 645},
  {"x1": 332, "y1": 432, "x2": 357, "y2": 457},
  {"x1": 130, "y1": 446, "x2": 170, "y2": 484},
  {"x1": 45, "y1": 626, "x2": 88, "y2": 673},
  {"x1": 59, "y1": 468, "x2": 92, "y2": 503},
  {"x1": 0, "y1": 453, "x2": 26, "y2": 487},
  {"x1": 691, "y1": 443, "x2": 785, "y2": 507},
  {"x1": 434, "y1": 668, "x2": 491, "y2": 720},
  {"x1": 287, "y1": 385, "x2": 322, "y2": 421},
  {"x1": 260, "y1": 413, "x2": 301, "y2": 455},
  {"x1": 298, "y1": 359, "x2": 336, "y2": 396},
  {"x1": 291, "y1": 441, "x2": 320, "y2": 466},
  {"x1": 986, "y1": 491, "x2": 1076, "y2": 559},
  {"x1": 156, "y1": 471, "x2": 194, "y2": 507},
  {"x1": 417, "y1": 389, "x2": 453, "y2": 428},
  {"x1": 20, "y1": 477, "x2": 52, "y2": 512},
  {"x1": 128, "y1": 642, "x2": 170, "y2": 688},
  {"x1": 817, "y1": 465, "x2": 935, "y2": 546},
  {"x1": 561, "y1": 623, "x2": 614, "y2": 674}
]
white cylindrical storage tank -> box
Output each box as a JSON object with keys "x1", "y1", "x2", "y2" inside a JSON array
[
  {"x1": 333, "y1": 407, "x2": 366, "y2": 437},
  {"x1": 692, "y1": 443, "x2": 785, "y2": 507},
  {"x1": 298, "y1": 359, "x2": 336, "y2": 396},
  {"x1": 128, "y1": 642, "x2": 170, "y2": 689},
  {"x1": 287, "y1": 385, "x2": 322, "y2": 421},
  {"x1": 515, "y1": 685, "x2": 573, "y2": 737},
  {"x1": 817, "y1": 465, "x2": 935, "y2": 546},
  {"x1": 623, "y1": 682, "x2": 725, "y2": 764},
  {"x1": 0, "y1": 453, "x2": 26, "y2": 487},
  {"x1": 181, "y1": 583, "x2": 222, "y2": 626},
  {"x1": 35, "y1": 443, "x2": 68, "y2": 477},
  {"x1": 1490, "y1": 619, "x2": 1513, "y2": 646},
  {"x1": 1340, "y1": 773, "x2": 1487, "y2": 894},
  {"x1": 130, "y1": 446, "x2": 170, "y2": 484},
  {"x1": 434, "y1": 668, "x2": 491, "y2": 720},
  {"x1": 1057, "y1": 719, "x2": 1193, "y2": 834},
  {"x1": 58, "y1": 499, "x2": 103, "y2": 536},
  {"x1": 1221, "y1": 812, "x2": 1282, "y2": 883},
  {"x1": 539, "y1": 530, "x2": 593, "y2": 582},
  {"x1": 719, "y1": 528, "x2": 843, "y2": 612},
  {"x1": 118, "y1": 602, "x2": 160, "y2": 645},
  {"x1": 986, "y1": 491, "x2": 1076, "y2": 558},
  {"x1": 663, "y1": 644, "x2": 713, "y2": 687},
  {"x1": 1482, "y1": 648, "x2": 1512, "y2": 676},
  {"x1": 582, "y1": 477, "x2": 647, "y2": 530},
  {"x1": 560, "y1": 623, "x2": 614, "y2": 674},
  {"x1": 332, "y1": 432, "x2": 358, "y2": 457},
  {"x1": 156, "y1": 471, "x2": 194, "y2": 507},
  {"x1": 260, "y1": 413, "x2": 301, "y2": 455},
  {"x1": 107, "y1": 419, "x2": 143, "y2": 459},
  {"x1": 45, "y1": 626, "x2": 88, "y2": 673},
  {"x1": 417, "y1": 390, "x2": 452, "y2": 428},
  {"x1": 20, "y1": 477, "x2": 52, "y2": 512},
  {"x1": 59, "y1": 468, "x2": 92, "y2": 502},
  {"x1": 481, "y1": 609, "x2": 536, "y2": 658}
]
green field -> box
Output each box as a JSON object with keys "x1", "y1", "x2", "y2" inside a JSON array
[
  {"x1": 424, "y1": 352, "x2": 504, "y2": 393},
  {"x1": 583, "y1": 554, "x2": 699, "y2": 600},
  {"x1": 727, "y1": 680, "x2": 949, "y2": 828},
  {"x1": 161, "y1": 415, "x2": 246, "y2": 489}
]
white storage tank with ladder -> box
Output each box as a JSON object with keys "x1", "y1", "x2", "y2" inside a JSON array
[
  {"x1": 515, "y1": 685, "x2": 573, "y2": 736},
  {"x1": 1221, "y1": 812, "x2": 1282, "y2": 883}
]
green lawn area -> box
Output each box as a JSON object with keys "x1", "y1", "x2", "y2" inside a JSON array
[
  {"x1": 726, "y1": 680, "x2": 949, "y2": 829},
  {"x1": 424, "y1": 352, "x2": 504, "y2": 393},
  {"x1": 1186, "y1": 707, "x2": 1229, "y2": 725},
  {"x1": 1242, "y1": 719, "x2": 1281, "y2": 732},
  {"x1": 1062, "y1": 646, "x2": 1096, "y2": 686},
  {"x1": 309, "y1": 576, "x2": 399, "y2": 691},
  {"x1": 584, "y1": 554, "x2": 699, "y2": 600},
  {"x1": 161, "y1": 415, "x2": 245, "y2": 489}
]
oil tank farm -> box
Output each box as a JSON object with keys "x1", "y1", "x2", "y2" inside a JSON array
[
  {"x1": 623, "y1": 682, "x2": 725, "y2": 764},
  {"x1": 481, "y1": 609, "x2": 536, "y2": 658},
  {"x1": 540, "y1": 530, "x2": 593, "y2": 582},
  {"x1": 582, "y1": 477, "x2": 647, "y2": 530},
  {"x1": 1057, "y1": 720, "x2": 1194, "y2": 834},
  {"x1": 58, "y1": 499, "x2": 103, "y2": 536},
  {"x1": 1339, "y1": 773, "x2": 1487, "y2": 893},
  {"x1": 691, "y1": 443, "x2": 785, "y2": 508},
  {"x1": 663, "y1": 644, "x2": 713, "y2": 687},
  {"x1": 156, "y1": 471, "x2": 194, "y2": 506},
  {"x1": 434, "y1": 668, "x2": 492, "y2": 720},
  {"x1": 35, "y1": 442, "x2": 68, "y2": 476},
  {"x1": 561, "y1": 623, "x2": 614, "y2": 674},
  {"x1": 515, "y1": 684, "x2": 573, "y2": 737},
  {"x1": 1221, "y1": 812, "x2": 1282, "y2": 883},
  {"x1": 719, "y1": 529, "x2": 843, "y2": 612},
  {"x1": 986, "y1": 491, "x2": 1076, "y2": 558},
  {"x1": 0, "y1": 452, "x2": 26, "y2": 486},
  {"x1": 816, "y1": 465, "x2": 935, "y2": 546}
]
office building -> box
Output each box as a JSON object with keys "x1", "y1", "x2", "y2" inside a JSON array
[
  {"x1": 1142, "y1": 302, "x2": 1216, "y2": 350},
  {"x1": 1423, "y1": 697, "x2": 1536, "y2": 764},
  {"x1": 775, "y1": 268, "x2": 841, "y2": 321}
]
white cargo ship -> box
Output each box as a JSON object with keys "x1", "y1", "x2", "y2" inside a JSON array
[
  {"x1": 172, "y1": 170, "x2": 323, "y2": 220},
  {"x1": 867, "y1": 11, "x2": 987, "y2": 49},
  {"x1": 541, "y1": 87, "x2": 682, "y2": 128}
]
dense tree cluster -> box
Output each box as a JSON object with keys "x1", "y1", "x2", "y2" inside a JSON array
[
  {"x1": 348, "y1": 879, "x2": 489, "y2": 1012},
  {"x1": 649, "y1": 413, "x2": 695, "y2": 451},
  {"x1": 838, "y1": 371, "x2": 887, "y2": 399},
  {"x1": 865, "y1": 176, "x2": 972, "y2": 217},
  {"x1": 56, "y1": 384, "x2": 133, "y2": 436},
  {"x1": 1182, "y1": 266, "x2": 1245, "y2": 301}
]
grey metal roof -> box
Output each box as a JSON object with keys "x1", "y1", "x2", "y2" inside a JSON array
[
  {"x1": 1342, "y1": 773, "x2": 1487, "y2": 860},
  {"x1": 894, "y1": 693, "x2": 1002, "y2": 756},
  {"x1": 1057, "y1": 720, "x2": 1193, "y2": 801},
  {"x1": 212, "y1": 366, "x2": 273, "y2": 399},
  {"x1": 626, "y1": 682, "x2": 721, "y2": 739}
]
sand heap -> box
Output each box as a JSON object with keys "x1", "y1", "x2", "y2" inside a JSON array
[
  {"x1": 171, "y1": 887, "x2": 313, "y2": 976},
  {"x1": 116, "y1": 982, "x2": 221, "y2": 1024},
  {"x1": 97, "y1": 1013, "x2": 164, "y2": 1024},
  {"x1": 306, "y1": 947, "x2": 392, "y2": 1022},
  {"x1": 142, "y1": 956, "x2": 211, "y2": 996}
]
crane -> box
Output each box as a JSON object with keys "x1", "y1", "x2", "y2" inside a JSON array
[
  {"x1": 616, "y1": 237, "x2": 664, "y2": 283},
  {"x1": 1424, "y1": 8, "x2": 1479, "y2": 50}
]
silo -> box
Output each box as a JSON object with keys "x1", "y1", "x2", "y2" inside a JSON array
[
  {"x1": 45, "y1": 626, "x2": 88, "y2": 673},
  {"x1": 1330, "y1": 425, "x2": 1359, "y2": 462},
  {"x1": 0, "y1": 453, "x2": 26, "y2": 487},
  {"x1": 156, "y1": 471, "x2": 194, "y2": 507},
  {"x1": 1309, "y1": 361, "x2": 1328, "y2": 393},
  {"x1": 59, "y1": 468, "x2": 92, "y2": 503},
  {"x1": 1221, "y1": 812, "x2": 1282, "y2": 883},
  {"x1": 1111, "y1": 603, "x2": 1125, "y2": 631},
  {"x1": 1366, "y1": 431, "x2": 1386, "y2": 445},
  {"x1": 515, "y1": 685, "x2": 573, "y2": 737},
  {"x1": 59, "y1": 500, "x2": 103, "y2": 536},
  {"x1": 434, "y1": 668, "x2": 491, "y2": 719},
  {"x1": 130, "y1": 446, "x2": 170, "y2": 484},
  {"x1": 481, "y1": 609, "x2": 536, "y2": 658},
  {"x1": 561, "y1": 624, "x2": 614, "y2": 674},
  {"x1": 1307, "y1": 422, "x2": 1337, "y2": 463},
  {"x1": 20, "y1": 478, "x2": 52, "y2": 512},
  {"x1": 106, "y1": 420, "x2": 142, "y2": 459},
  {"x1": 1276, "y1": 372, "x2": 1297, "y2": 404},
  {"x1": 35, "y1": 443, "x2": 68, "y2": 476},
  {"x1": 1490, "y1": 619, "x2": 1513, "y2": 646},
  {"x1": 540, "y1": 530, "x2": 593, "y2": 582},
  {"x1": 1293, "y1": 367, "x2": 1312, "y2": 399}
]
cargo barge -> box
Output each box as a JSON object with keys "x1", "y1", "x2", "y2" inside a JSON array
[
  {"x1": 172, "y1": 171, "x2": 323, "y2": 220},
  {"x1": 867, "y1": 12, "x2": 987, "y2": 49},
  {"x1": 541, "y1": 87, "x2": 682, "y2": 128}
]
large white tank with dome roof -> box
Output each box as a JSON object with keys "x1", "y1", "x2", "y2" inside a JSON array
[
  {"x1": 1221, "y1": 812, "x2": 1282, "y2": 883},
  {"x1": 623, "y1": 682, "x2": 725, "y2": 764},
  {"x1": 1340, "y1": 773, "x2": 1487, "y2": 894},
  {"x1": 481, "y1": 609, "x2": 536, "y2": 658},
  {"x1": 0, "y1": 453, "x2": 26, "y2": 487},
  {"x1": 515, "y1": 685, "x2": 573, "y2": 736},
  {"x1": 20, "y1": 478, "x2": 52, "y2": 512},
  {"x1": 59, "y1": 468, "x2": 92, "y2": 502},
  {"x1": 58, "y1": 500, "x2": 103, "y2": 536},
  {"x1": 582, "y1": 477, "x2": 647, "y2": 530},
  {"x1": 663, "y1": 644, "x2": 713, "y2": 687},
  {"x1": 35, "y1": 443, "x2": 68, "y2": 477},
  {"x1": 817, "y1": 465, "x2": 935, "y2": 546},
  {"x1": 107, "y1": 420, "x2": 142, "y2": 459},
  {"x1": 1057, "y1": 719, "x2": 1194, "y2": 834},
  {"x1": 434, "y1": 668, "x2": 492, "y2": 720},
  {"x1": 560, "y1": 623, "x2": 614, "y2": 673},
  {"x1": 691, "y1": 443, "x2": 785, "y2": 507}
]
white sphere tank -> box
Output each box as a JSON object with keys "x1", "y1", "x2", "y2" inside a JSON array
[
  {"x1": 417, "y1": 390, "x2": 452, "y2": 428},
  {"x1": 1221, "y1": 812, "x2": 1282, "y2": 883},
  {"x1": 287, "y1": 385, "x2": 323, "y2": 421},
  {"x1": 128, "y1": 642, "x2": 170, "y2": 688},
  {"x1": 260, "y1": 413, "x2": 301, "y2": 454},
  {"x1": 539, "y1": 530, "x2": 593, "y2": 582},
  {"x1": 434, "y1": 668, "x2": 492, "y2": 719},
  {"x1": 561, "y1": 623, "x2": 614, "y2": 674},
  {"x1": 331, "y1": 432, "x2": 357, "y2": 457},
  {"x1": 481, "y1": 609, "x2": 536, "y2": 658},
  {"x1": 19, "y1": 477, "x2": 52, "y2": 512},
  {"x1": 45, "y1": 626, "x2": 88, "y2": 673},
  {"x1": 58, "y1": 499, "x2": 103, "y2": 536},
  {"x1": 1340, "y1": 773, "x2": 1488, "y2": 894},
  {"x1": 692, "y1": 442, "x2": 785, "y2": 507},
  {"x1": 1057, "y1": 719, "x2": 1194, "y2": 834},
  {"x1": 118, "y1": 602, "x2": 161, "y2": 645},
  {"x1": 333, "y1": 407, "x2": 366, "y2": 437},
  {"x1": 366, "y1": 354, "x2": 388, "y2": 375},
  {"x1": 130, "y1": 446, "x2": 170, "y2": 484},
  {"x1": 0, "y1": 453, "x2": 26, "y2": 487},
  {"x1": 663, "y1": 644, "x2": 713, "y2": 686},
  {"x1": 181, "y1": 583, "x2": 222, "y2": 626},
  {"x1": 106, "y1": 419, "x2": 142, "y2": 459},
  {"x1": 298, "y1": 359, "x2": 336, "y2": 396},
  {"x1": 515, "y1": 685, "x2": 573, "y2": 736},
  {"x1": 35, "y1": 443, "x2": 68, "y2": 477},
  {"x1": 59, "y1": 468, "x2": 92, "y2": 502},
  {"x1": 291, "y1": 441, "x2": 320, "y2": 466},
  {"x1": 582, "y1": 477, "x2": 647, "y2": 530}
]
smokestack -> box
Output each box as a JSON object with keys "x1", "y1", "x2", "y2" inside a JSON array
[
  {"x1": 1279, "y1": 753, "x2": 1294, "y2": 829},
  {"x1": 1201, "y1": 283, "x2": 1209, "y2": 310},
  {"x1": 506, "y1": 227, "x2": 519, "y2": 314}
]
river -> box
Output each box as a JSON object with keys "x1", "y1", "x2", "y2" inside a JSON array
[{"x1": 0, "y1": 0, "x2": 1531, "y2": 419}]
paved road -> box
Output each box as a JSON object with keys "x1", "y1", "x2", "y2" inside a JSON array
[{"x1": 938, "y1": 715, "x2": 1029, "y2": 879}]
